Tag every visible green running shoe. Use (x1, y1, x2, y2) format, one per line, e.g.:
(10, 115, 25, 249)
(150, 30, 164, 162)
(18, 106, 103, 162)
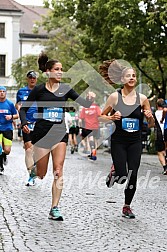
(48, 206, 63, 221)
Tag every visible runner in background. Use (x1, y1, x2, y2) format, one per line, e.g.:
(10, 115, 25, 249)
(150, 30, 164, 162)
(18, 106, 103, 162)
(79, 91, 101, 161)
(158, 98, 167, 174)
(0, 86, 18, 173)
(79, 118, 90, 155)
(15, 71, 38, 186)
(64, 109, 72, 149)
(16, 122, 23, 142)
(68, 107, 79, 154)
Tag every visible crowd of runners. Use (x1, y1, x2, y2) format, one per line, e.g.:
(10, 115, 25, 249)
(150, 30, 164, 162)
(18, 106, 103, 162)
(1, 55, 167, 221)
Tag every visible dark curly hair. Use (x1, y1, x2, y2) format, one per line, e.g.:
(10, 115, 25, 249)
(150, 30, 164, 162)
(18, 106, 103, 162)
(99, 59, 133, 85)
(38, 51, 59, 73)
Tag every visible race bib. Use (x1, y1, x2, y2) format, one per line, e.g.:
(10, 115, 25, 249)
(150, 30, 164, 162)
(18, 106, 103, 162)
(122, 118, 139, 132)
(43, 107, 63, 122)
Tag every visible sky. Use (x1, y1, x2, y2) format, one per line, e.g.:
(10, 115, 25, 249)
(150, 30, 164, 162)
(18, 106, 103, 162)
(14, 0, 44, 6)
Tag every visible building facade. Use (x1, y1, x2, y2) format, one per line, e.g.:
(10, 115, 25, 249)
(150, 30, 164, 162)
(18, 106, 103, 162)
(0, 0, 48, 88)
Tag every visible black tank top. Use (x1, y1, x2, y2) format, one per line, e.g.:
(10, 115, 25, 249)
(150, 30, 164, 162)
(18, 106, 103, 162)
(112, 89, 143, 143)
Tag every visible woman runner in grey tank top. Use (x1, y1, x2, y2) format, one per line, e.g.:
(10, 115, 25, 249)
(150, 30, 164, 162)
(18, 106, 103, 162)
(99, 59, 155, 219)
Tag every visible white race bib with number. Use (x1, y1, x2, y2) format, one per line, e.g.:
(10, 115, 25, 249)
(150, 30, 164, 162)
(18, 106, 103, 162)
(122, 118, 139, 132)
(43, 107, 63, 122)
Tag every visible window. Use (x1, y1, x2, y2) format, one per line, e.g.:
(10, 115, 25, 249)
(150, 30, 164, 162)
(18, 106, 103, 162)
(0, 55, 5, 76)
(0, 23, 5, 38)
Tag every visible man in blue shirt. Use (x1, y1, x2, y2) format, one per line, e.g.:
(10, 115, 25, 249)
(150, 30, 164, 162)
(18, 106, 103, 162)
(15, 70, 38, 185)
(0, 86, 18, 173)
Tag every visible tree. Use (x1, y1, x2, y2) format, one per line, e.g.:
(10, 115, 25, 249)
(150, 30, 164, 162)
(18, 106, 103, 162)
(11, 55, 44, 88)
(42, 0, 167, 98)
(33, 4, 91, 95)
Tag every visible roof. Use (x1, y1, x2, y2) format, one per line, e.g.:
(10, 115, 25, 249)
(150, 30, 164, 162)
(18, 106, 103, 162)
(14, 1, 49, 36)
(0, 0, 50, 37)
(0, 0, 22, 11)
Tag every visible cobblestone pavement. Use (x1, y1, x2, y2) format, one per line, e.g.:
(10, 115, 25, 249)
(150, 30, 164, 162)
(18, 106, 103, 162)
(0, 141, 167, 252)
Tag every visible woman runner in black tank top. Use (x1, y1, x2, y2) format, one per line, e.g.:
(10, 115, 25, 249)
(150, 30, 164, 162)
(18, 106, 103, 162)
(99, 60, 155, 219)
(112, 89, 143, 143)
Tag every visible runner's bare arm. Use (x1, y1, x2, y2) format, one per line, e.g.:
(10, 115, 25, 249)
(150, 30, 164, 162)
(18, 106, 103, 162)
(141, 94, 155, 128)
(99, 92, 121, 122)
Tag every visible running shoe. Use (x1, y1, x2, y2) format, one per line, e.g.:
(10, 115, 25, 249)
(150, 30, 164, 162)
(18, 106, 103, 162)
(26, 165, 37, 186)
(71, 146, 75, 154)
(48, 206, 63, 221)
(0, 166, 4, 174)
(106, 164, 115, 188)
(26, 176, 35, 186)
(74, 145, 78, 152)
(88, 149, 97, 161)
(122, 206, 135, 219)
(88, 155, 97, 161)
